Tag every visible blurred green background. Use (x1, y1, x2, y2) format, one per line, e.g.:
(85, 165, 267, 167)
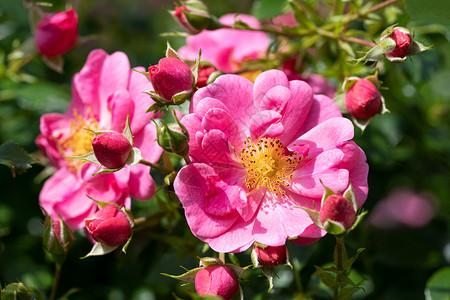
(0, 0, 449, 299)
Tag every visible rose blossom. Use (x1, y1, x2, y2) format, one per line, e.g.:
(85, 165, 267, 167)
(174, 70, 368, 252)
(178, 14, 270, 73)
(35, 8, 78, 57)
(36, 49, 162, 230)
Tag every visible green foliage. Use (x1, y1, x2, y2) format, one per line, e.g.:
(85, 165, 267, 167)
(0, 141, 36, 177)
(425, 267, 450, 300)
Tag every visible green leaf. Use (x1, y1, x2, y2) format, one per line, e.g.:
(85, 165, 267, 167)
(425, 266, 450, 300)
(343, 248, 365, 270)
(0, 141, 36, 177)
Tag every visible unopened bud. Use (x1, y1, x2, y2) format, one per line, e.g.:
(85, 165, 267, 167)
(252, 244, 287, 267)
(380, 27, 413, 63)
(195, 265, 239, 300)
(154, 111, 190, 157)
(345, 78, 381, 119)
(320, 195, 355, 232)
(149, 57, 194, 104)
(42, 212, 75, 264)
(35, 8, 78, 57)
(92, 132, 132, 169)
(170, 1, 221, 34)
(85, 205, 132, 247)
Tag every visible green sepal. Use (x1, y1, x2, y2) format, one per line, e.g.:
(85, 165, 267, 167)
(81, 242, 118, 259)
(297, 206, 322, 229)
(410, 40, 433, 56)
(161, 267, 203, 283)
(323, 219, 347, 235)
(165, 41, 184, 61)
(70, 152, 100, 165)
(342, 182, 357, 212)
(343, 248, 365, 270)
(191, 49, 202, 86)
(260, 266, 275, 292)
(171, 89, 193, 105)
(353, 44, 385, 64)
(126, 147, 142, 166)
(320, 180, 336, 207)
(86, 195, 119, 210)
(349, 210, 368, 232)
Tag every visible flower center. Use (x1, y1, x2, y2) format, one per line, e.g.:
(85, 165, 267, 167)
(240, 137, 300, 196)
(59, 109, 99, 168)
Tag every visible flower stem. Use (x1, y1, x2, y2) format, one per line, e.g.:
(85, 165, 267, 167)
(49, 264, 62, 300)
(139, 159, 172, 174)
(219, 252, 226, 263)
(333, 235, 346, 300)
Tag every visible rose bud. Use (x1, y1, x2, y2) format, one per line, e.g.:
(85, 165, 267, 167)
(85, 205, 132, 247)
(170, 1, 221, 34)
(320, 195, 355, 232)
(345, 78, 381, 119)
(42, 212, 75, 264)
(195, 265, 239, 300)
(92, 132, 132, 169)
(149, 57, 194, 103)
(196, 65, 217, 88)
(35, 8, 78, 57)
(380, 27, 413, 62)
(252, 245, 287, 267)
(154, 110, 190, 157)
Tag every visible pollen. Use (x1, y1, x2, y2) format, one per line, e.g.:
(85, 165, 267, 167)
(240, 137, 300, 196)
(59, 109, 99, 168)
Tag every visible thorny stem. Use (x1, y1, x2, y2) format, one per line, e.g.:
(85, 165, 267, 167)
(139, 159, 172, 174)
(49, 264, 62, 300)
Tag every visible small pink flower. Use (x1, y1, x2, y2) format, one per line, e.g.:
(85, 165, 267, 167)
(36, 50, 163, 230)
(92, 132, 132, 169)
(369, 188, 436, 229)
(253, 245, 287, 267)
(178, 14, 270, 73)
(345, 78, 381, 119)
(149, 57, 194, 102)
(381, 27, 413, 62)
(85, 205, 131, 246)
(195, 265, 239, 300)
(320, 195, 355, 230)
(174, 70, 368, 252)
(35, 8, 78, 57)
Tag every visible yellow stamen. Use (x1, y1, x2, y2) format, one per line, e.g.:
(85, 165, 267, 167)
(240, 137, 300, 196)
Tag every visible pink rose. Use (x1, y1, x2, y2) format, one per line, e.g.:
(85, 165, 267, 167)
(178, 14, 270, 73)
(380, 27, 413, 62)
(85, 205, 132, 246)
(345, 78, 381, 119)
(174, 70, 368, 252)
(195, 265, 239, 300)
(35, 8, 78, 57)
(36, 49, 163, 230)
(369, 188, 436, 229)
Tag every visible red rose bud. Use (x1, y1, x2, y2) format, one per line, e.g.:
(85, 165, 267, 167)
(35, 8, 78, 57)
(196, 65, 217, 88)
(170, 1, 221, 33)
(42, 213, 75, 264)
(92, 132, 132, 169)
(171, 5, 198, 34)
(85, 205, 132, 247)
(149, 57, 194, 103)
(380, 27, 413, 62)
(253, 245, 287, 267)
(345, 78, 381, 119)
(320, 195, 355, 230)
(195, 265, 239, 300)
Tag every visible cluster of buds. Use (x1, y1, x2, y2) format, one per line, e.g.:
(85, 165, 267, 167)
(169, 0, 221, 34)
(163, 257, 244, 299)
(357, 25, 431, 64)
(302, 182, 367, 236)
